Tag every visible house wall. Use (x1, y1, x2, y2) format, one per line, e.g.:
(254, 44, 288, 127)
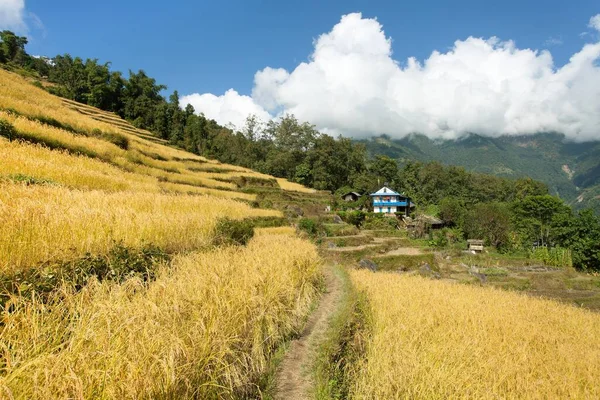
(374, 206, 397, 214)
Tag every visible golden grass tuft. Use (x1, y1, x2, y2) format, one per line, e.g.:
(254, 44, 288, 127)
(276, 178, 316, 193)
(0, 183, 279, 273)
(0, 234, 322, 399)
(349, 270, 600, 399)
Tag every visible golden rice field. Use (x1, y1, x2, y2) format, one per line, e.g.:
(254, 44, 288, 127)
(0, 182, 279, 274)
(0, 69, 310, 194)
(0, 138, 157, 192)
(0, 233, 322, 399)
(276, 178, 317, 193)
(0, 71, 123, 136)
(0, 68, 324, 399)
(349, 270, 600, 399)
(0, 138, 257, 202)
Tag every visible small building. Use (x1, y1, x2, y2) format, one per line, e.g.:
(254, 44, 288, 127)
(370, 186, 414, 215)
(467, 239, 484, 253)
(341, 191, 361, 202)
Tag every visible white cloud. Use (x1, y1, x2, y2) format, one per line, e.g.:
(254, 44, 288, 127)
(0, 0, 43, 35)
(182, 13, 600, 142)
(0, 0, 26, 32)
(544, 36, 563, 46)
(180, 89, 271, 130)
(589, 14, 600, 31)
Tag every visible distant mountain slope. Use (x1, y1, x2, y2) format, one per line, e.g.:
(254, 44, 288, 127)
(361, 133, 600, 213)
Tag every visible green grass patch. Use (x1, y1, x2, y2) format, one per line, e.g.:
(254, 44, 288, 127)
(324, 224, 360, 237)
(324, 236, 373, 247)
(486, 276, 532, 291)
(3, 174, 56, 186)
(314, 265, 369, 400)
(375, 253, 437, 272)
(479, 267, 509, 276)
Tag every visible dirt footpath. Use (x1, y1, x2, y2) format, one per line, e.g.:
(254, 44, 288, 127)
(274, 264, 343, 400)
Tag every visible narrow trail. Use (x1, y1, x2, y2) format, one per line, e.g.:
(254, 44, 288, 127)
(274, 264, 343, 400)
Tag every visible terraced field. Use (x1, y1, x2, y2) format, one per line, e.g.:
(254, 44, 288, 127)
(0, 68, 328, 399)
(313, 221, 600, 399)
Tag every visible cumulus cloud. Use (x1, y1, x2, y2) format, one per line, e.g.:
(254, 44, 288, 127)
(180, 89, 271, 129)
(0, 0, 26, 32)
(0, 0, 43, 35)
(182, 13, 600, 142)
(590, 14, 600, 31)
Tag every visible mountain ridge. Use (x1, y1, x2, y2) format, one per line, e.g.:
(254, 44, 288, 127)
(360, 132, 600, 213)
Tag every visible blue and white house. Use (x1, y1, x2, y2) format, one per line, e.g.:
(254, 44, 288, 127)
(370, 186, 414, 215)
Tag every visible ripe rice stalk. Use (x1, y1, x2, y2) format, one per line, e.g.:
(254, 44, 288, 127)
(349, 270, 600, 399)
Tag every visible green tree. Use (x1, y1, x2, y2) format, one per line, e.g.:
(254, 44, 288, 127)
(49, 54, 88, 101)
(370, 155, 398, 186)
(512, 195, 571, 247)
(552, 209, 600, 270)
(0, 30, 28, 62)
(123, 70, 167, 129)
(464, 202, 512, 249)
(438, 197, 466, 227)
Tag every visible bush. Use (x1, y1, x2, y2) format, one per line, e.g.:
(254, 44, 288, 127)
(429, 227, 465, 248)
(363, 213, 398, 230)
(337, 210, 367, 228)
(529, 246, 573, 268)
(298, 217, 324, 238)
(0, 244, 170, 308)
(212, 219, 255, 246)
(0, 118, 16, 141)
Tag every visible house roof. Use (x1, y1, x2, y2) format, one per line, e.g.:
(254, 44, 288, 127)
(342, 191, 361, 197)
(370, 186, 400, 196)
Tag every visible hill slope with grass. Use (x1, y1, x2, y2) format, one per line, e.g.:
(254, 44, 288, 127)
(362, 133, 600, 214)
(0, 67, 332, 398)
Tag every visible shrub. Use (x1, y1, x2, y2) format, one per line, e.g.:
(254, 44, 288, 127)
(0, 244, 170, 308)
(346, 211, 367, 228)
(529, 246, 573, 268)
(298, 217, 324, 238)
(363, 213, 398, 230)
(213, 218, 255, 246)
(0, 118, 16, 141)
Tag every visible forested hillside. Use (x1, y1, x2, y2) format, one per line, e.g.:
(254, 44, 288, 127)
(362, 133, 600, 214)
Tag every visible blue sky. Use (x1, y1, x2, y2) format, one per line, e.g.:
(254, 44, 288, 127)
(18, 0, 600, 96)
(3, 1, 600, 141)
